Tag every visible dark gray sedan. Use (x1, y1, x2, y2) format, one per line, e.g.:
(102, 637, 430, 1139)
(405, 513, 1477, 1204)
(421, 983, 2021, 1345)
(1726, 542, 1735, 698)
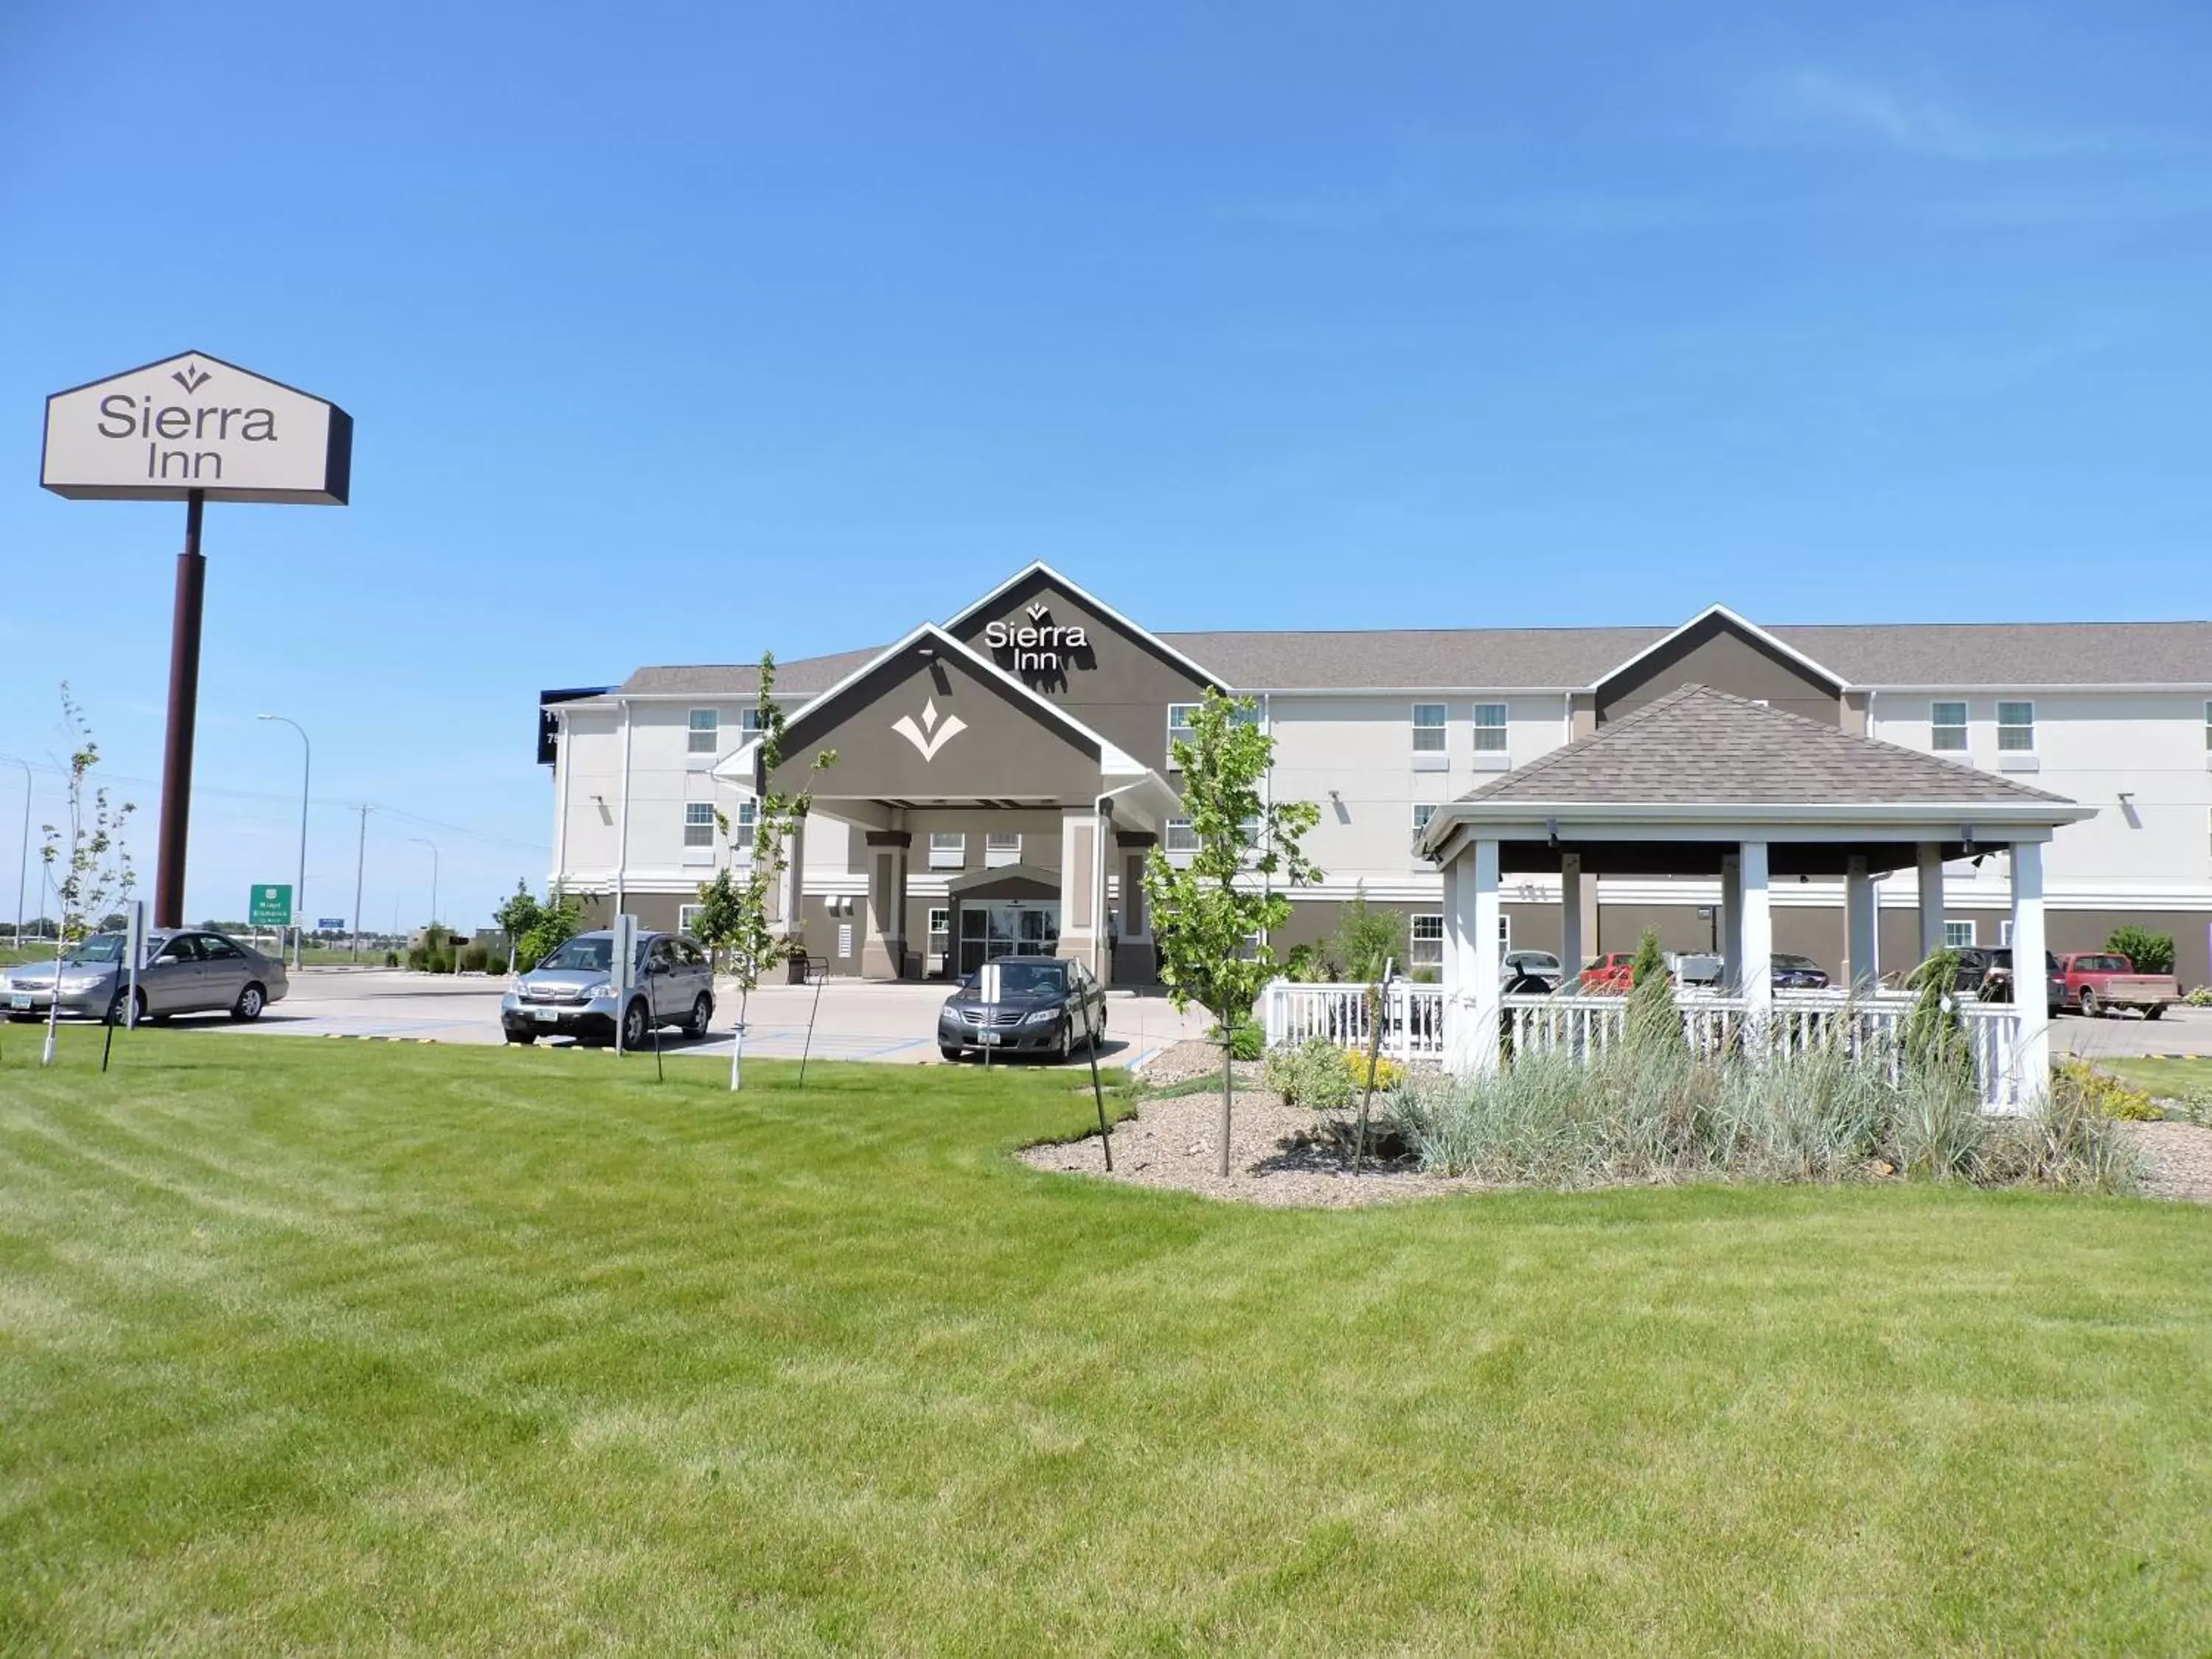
(937, 956, 1106, 1062)
(4, 929, 288, 1024)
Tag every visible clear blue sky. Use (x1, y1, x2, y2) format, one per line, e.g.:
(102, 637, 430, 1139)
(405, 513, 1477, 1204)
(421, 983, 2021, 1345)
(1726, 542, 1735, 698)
(4, 1, 2209, 934)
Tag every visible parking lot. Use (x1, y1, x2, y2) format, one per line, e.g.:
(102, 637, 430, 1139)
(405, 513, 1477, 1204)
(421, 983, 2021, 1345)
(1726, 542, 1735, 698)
(161, 969, 1213, 1069)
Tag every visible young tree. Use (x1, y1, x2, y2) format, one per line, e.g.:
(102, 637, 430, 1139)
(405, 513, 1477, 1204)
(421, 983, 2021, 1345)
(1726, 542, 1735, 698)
(711, 653, 835, 1090)
(492, 880, 543, 973)
(1144, 687, 1321, 1176)
(515, 888, 584, 972)
(38, 687, 136, 1067)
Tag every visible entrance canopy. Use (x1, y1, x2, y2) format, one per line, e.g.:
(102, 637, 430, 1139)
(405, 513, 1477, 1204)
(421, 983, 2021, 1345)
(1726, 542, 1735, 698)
(1417, 685, 2096, 1088)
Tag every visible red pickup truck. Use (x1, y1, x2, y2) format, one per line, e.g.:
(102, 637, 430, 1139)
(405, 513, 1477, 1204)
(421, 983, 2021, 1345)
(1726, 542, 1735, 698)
(2051, 952, 2179, 1019)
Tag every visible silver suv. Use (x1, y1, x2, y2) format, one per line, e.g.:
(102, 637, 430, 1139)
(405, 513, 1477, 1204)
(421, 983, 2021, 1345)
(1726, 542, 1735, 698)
(500, 929, 714, 1047)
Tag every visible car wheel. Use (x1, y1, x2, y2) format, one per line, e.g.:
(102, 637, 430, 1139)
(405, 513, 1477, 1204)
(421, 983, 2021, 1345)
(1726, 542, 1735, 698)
(2079, 987, 2101, 1018)
(939, 1043, 964, 1062)
(684, 992, 714, 1037)
(2144, 1003, 2166, 1020)
(107, 987, 147, 1026)
(622, 998, 650, 1049)
(231, 983, 266, 1021)
(506, 1030, 538, 1046)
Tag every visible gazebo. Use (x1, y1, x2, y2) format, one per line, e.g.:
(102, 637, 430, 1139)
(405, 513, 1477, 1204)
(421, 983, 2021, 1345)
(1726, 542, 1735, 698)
(1416, 686, 2096, 1104)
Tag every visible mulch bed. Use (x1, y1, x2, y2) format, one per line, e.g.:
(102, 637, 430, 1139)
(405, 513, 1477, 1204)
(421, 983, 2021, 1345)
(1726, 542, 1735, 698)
(2118, 1121, 2212, 1203)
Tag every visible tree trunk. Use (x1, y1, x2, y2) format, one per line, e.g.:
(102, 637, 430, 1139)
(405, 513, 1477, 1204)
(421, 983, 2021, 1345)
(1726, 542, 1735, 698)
(1217, 1009, 1234, 1178)
(730, 984, 750, 1091)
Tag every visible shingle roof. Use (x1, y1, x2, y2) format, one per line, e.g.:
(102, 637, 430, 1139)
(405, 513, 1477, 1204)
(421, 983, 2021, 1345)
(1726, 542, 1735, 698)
(1458, 684, 2075, 808)
(612, 616, 2212, 698)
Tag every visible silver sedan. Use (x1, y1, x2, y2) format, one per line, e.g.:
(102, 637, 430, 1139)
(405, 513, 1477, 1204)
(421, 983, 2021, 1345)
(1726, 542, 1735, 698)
(4, 929, 289, 1024)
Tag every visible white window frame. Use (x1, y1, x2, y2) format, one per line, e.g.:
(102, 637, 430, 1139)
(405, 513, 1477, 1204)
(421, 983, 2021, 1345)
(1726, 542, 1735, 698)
(984, 830, 1021, 867)
(926, 907, 950, 961)
(928, 830, 966, 870)
(1944, 919, 1977, 950)
(678, 902, 706, 935)
(1930, 701, 1968, 753)
(1166, 703, 1199, 759)
(1997, 700, 2035, 754)
(1164, 818, 1198, 854)
(683, 802, 717, 848)
(1471, 703, 1508, 753)
(1410, 913, 1444, 970)
(738, 706, 764, 737)
(686, 709, 720, 755)
(1411, 703, 1447, 754)
(1411, 802, 1437, 838)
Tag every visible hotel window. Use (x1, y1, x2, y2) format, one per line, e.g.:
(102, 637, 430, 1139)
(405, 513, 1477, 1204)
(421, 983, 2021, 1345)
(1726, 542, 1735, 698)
(1165, 818, 1199, 853)
(686, 709, 719, 754)
(1166, 704, 1199, 752)
(927, 908, 950, 959)
(1930, 702, 1967, 752)
(985, 830, 1021, 867)
(733, 798, 757, 838)
(1411, 703, 1447, 753)
(1411, 914, 1444, 970)
(738, 706, 764, 737)
(1997, 701, 2035, 752)
(1944, 920, 1977, 950)
(678, 903, 705, 935)
(1411, 803, 1437, 839)
(684, 803, 716, 848)
(1471, 703, 1508, 752)
(928, 831, 966, 870)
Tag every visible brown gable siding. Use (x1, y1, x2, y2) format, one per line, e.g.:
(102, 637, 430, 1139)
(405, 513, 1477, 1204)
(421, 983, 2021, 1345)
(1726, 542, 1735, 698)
(1596, 613, 1843, 727)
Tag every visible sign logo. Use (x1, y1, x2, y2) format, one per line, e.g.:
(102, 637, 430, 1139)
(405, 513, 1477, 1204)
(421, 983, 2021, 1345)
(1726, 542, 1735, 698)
(984, 605, 1089, 675)
(891, 697, 967, 762)
(171, 361, 212, 394)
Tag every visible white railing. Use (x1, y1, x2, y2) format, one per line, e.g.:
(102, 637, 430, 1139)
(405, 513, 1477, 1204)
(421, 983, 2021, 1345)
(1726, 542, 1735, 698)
(1262, 981, 1446, 1061)
(1265, 981, 2025, 1108)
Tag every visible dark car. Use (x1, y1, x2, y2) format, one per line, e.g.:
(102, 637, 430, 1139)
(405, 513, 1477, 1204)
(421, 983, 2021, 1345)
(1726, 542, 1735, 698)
(938, 956, 1106, 1062)
(1770, 953, 1830, 990)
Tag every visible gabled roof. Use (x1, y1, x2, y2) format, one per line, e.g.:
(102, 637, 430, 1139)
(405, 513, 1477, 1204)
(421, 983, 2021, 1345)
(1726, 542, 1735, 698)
(942, 561, 1228, 689)
(616, 646, 883, 698)
(1425, 684, 2081, 838)
(1590, 603, 1848, 693)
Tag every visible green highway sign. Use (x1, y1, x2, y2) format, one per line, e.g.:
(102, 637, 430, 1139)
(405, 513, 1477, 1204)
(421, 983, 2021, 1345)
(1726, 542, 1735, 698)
(248, 883, 293, 928)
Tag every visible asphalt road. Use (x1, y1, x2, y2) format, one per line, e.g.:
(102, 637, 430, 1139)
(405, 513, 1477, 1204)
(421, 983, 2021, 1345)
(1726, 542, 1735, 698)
(167, 969, 1213, 1069)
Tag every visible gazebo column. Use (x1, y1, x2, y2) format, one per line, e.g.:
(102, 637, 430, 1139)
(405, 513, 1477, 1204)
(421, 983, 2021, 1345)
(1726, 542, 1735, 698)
(1559, 855, 1585, 984)
(1445, 838, 1502, 1075)
(1719, 853, 1744, 992)
(1845, 855, 1878, 991)
(2009, 841, 2051, 1106)
(1739, 841, 1773, 1030)
(1916, 843, 1946, 963)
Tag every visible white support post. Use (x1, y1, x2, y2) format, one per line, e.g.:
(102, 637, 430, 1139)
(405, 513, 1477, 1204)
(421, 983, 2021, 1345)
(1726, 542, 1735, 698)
(1845, 856, 1878, 992)
(1739, 842, 1773, 1035)
(1559, 854, 1584, 987)
(1916, 843, 1945, 964)
(1719, 853, 1744, 994)
(2009, 841, 2050, 1110)
(1445, 840, 1502, 1075)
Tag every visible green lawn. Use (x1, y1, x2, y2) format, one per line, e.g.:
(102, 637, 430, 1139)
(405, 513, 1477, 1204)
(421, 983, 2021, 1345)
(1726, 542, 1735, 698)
(3, 1033, 2208, 1655)
(2101, 1055, 2212, 1105)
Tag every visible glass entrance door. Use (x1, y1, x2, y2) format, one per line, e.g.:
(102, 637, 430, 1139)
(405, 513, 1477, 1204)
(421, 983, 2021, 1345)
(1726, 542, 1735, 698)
(957, 901, 1061, 975)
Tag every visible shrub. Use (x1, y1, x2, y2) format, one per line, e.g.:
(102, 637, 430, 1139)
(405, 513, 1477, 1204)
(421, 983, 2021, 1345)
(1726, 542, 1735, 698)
(383, 950, 399, 968)
(2051, 1059, 2162, 1121)
(1388, 1040, 2138, 1193)
(1329, 890, 1406, 982)
(1343, 1048, 1405, 1094)
(2183, 985, 2211, 1008)
(1264, 1037, 1355, 1110)
(1281, 943, 1327, 982)
(1208, 1016, 1265, 1062)
(1623, 926, 1685, 1057)
(458, 943, 492, 973)
(2104, 925, 2175, 977)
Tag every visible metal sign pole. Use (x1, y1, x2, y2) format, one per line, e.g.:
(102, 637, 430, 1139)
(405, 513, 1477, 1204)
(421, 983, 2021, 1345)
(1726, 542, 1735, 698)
(154, 490, 206, 928)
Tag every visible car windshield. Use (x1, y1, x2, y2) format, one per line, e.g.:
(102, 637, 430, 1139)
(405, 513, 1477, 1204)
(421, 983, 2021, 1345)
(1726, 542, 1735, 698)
(964, 961, 1067, 996)
(63, 934, 128, 964)
(537, 936, 613, 973)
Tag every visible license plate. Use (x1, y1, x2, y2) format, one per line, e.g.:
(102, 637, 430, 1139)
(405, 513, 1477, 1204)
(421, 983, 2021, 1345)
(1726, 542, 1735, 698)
(532, 1006, 560, 1023)
(978, 1032, 1004, 1046)
(9, 993, 30, 1010)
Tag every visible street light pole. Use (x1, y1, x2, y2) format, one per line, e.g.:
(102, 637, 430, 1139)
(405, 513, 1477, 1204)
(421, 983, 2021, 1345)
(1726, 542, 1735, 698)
(351, 804, 370, 963)
(4, 755, 28, 949)
(257, 714, 310, 969)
